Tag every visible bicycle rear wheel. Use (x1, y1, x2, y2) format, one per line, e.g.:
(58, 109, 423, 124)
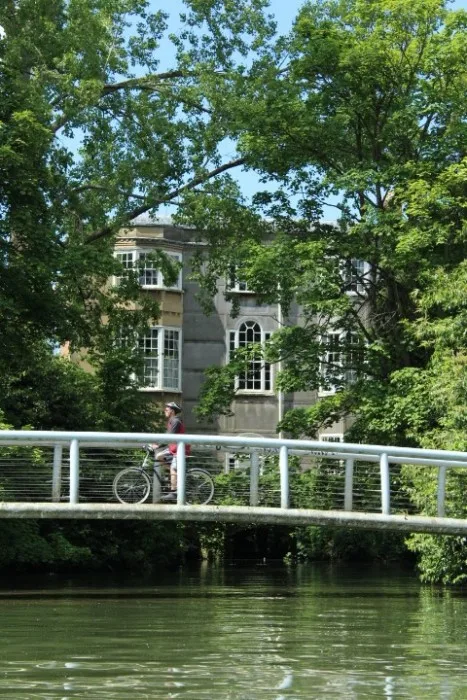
(113, 468, 151, 504)
(185, 468, 214, 505)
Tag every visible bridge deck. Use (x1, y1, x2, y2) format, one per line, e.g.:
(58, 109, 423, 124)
(0, 502, 466, 535)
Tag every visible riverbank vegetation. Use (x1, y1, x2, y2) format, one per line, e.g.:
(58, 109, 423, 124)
(1, 0, 467, 583)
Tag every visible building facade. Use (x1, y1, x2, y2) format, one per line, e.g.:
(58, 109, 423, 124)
(115, 215, 352, 442)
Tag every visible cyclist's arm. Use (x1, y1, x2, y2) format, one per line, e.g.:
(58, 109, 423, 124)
(151, 419, 180, 449)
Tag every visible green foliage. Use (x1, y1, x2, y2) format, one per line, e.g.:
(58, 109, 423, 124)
(0, 519, 204, 573)
(0, 521, 93, 570)
(193, 0, 467, 449)
(406, 535, 467, 585)
(0, 0, 277, 428)
(184, 1, 467, 583)
(289, 526, 408, 564)
(280, 394, 353, 439)
(197, 523, 227, 562)
(0, 341, 159, 431)
(2, 0, 467, 582)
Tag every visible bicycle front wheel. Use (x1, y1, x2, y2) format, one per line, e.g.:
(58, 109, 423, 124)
(113, 468, 151, 504)
(185, 468, 214, 505)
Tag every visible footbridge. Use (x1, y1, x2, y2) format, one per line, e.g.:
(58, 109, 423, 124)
(1, 430, 467, 535)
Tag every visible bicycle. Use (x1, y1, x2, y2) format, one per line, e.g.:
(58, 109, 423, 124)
(112, 445, 215, 505)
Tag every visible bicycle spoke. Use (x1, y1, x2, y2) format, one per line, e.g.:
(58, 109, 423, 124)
(185, 469, 214, 505)
(113, 468, 150, 504)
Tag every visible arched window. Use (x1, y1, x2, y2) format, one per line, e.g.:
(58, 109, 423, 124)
(229, 321, 271, 392)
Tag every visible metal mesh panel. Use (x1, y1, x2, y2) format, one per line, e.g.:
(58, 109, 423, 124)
(0, 441, 463, 519)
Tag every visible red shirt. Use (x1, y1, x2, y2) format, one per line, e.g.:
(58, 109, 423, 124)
(167, 416, 191, 455)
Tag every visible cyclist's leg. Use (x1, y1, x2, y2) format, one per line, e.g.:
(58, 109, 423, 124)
(156, 449, 177, 499)
(169, 456, 177, 491)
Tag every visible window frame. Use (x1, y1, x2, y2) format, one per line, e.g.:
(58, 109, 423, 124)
(318, 433, 344, 443)
(318, 330, 363, 396)
(341, 258, 369, 296)
(317, 433, 345, 470)
(224, 453, 249, 473)
(228, 320, 273, 394)
(228, 279, 255, 294)
(318, 331, 343, 396)
(137, 325, 182, 392)
(113, 248, 183, 291)
(226, 266, 255, 294)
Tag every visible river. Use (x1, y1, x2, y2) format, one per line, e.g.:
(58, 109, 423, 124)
(0, 563, 466, 699)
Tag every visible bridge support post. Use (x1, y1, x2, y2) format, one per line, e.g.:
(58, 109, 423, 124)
(52, 444, 62, 503)
(250, 450, 259, 506)
(280, 445, 289, 509)
(176, 442, 186, 505)
(344, 458, 354, 511)
(152, 464, 162, 503)
(380, 452, 390, 515)
(69, 439, 79, 505)
(437, 465, 447, 517)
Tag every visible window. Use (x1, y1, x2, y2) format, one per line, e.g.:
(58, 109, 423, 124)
(229, 321, 272, 393)
(138, 327, 181, 391)
(319, 434, 343, 443)
(229, 278, 253, 293)
(114, 251, 134, 286)
(227, 266, 254, 293)
(319, 332, 341, 395)
(225, 452, 266, 474)
(225, 454, 248, 473)
(319, 331, 363, 395)
(341, 259, 368, 296)
(114, 249, 182, 290)
(317, 434, 344, 471)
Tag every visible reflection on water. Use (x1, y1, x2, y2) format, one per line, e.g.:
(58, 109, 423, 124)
(0, 563, 466, 699)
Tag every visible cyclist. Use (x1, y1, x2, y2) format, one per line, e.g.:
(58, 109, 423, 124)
(151, 402, 190, 501)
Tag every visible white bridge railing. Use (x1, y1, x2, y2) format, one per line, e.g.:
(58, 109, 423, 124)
(0, 430, 467, 532)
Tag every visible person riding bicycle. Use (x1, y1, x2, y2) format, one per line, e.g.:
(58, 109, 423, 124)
(151, 402, 190, 501)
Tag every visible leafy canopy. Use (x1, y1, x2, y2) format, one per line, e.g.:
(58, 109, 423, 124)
(0, 0, 276, 427)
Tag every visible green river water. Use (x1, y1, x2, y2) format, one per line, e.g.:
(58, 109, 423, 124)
(0, 563, 466, 699)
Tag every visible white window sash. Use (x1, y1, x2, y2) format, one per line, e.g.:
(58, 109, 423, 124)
(138, 326, 182, 392)
(318, 331, 342, 396)
(318, 331, 362, 396)
(114, 249, 182, 290)
(228, 323, 272, 394)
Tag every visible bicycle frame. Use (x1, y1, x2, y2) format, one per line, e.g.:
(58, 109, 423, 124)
(141, 448, 171, 495)
(112, 446, 215, 506)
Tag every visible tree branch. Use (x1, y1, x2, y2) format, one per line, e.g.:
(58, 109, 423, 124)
(84, 156, 246, 244)
(101, 71, 188, 94)
(51, 70, 217, 132)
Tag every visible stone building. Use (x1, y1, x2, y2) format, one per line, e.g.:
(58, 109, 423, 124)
(115, 215, 352, 444)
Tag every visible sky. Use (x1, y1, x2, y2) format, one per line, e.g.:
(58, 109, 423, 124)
(154, 0, 467, 40)
(155, 0, 467, 33)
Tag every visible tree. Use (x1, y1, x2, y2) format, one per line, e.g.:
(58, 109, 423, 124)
(0, 0, 276, 427)
(186, 0, 467, 582)
(191, 0, 467, 439)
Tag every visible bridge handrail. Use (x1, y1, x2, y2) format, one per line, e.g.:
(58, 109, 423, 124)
(2, 429, 467, 463)
(1, 430, 466, 517)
